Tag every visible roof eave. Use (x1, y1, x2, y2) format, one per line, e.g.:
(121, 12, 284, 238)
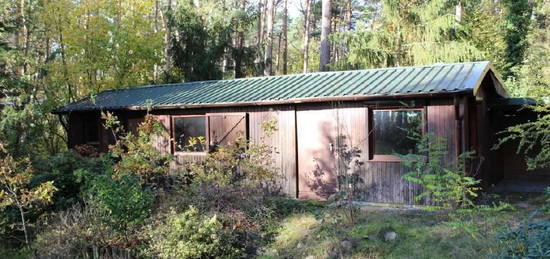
(52, 90, 472, 114)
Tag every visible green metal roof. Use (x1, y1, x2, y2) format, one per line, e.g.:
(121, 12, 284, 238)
(54, 61, 506, 113)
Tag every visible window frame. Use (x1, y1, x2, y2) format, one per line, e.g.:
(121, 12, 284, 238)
(171, 115, 208, 155)
(368, 107, 426, 162)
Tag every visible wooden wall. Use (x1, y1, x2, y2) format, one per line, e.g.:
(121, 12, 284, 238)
(295, 100, 457, 204)
(148, 106, 298, 197)
(67, 98, 461, 205)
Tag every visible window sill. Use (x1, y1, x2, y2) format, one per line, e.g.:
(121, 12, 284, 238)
(174, 152, 207, 156)
(369, 155, 405, 162)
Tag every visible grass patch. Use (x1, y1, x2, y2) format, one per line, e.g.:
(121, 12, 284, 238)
(260, 193, 547, 259)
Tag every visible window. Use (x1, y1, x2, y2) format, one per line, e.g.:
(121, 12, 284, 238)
(83, 116, 100, 145)
(173, 116, 206, 152)
(371, 109, 422, 159)
(126, 118, 144, 135)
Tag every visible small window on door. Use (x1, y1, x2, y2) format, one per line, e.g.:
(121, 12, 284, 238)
(371, 109, 423, 159)
(173, 116, 206, 152)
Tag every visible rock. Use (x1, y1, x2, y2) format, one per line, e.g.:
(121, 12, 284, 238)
(340, 239, 355, 252)
(328, 248, 340, 258)
(515, 202, 530, 209)
(296, 242, 303, 249)
(384, 231, 397, 242)
(305, 256, 315, 259)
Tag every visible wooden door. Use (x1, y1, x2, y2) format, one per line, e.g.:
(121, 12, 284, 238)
(296, 107, 338, 200)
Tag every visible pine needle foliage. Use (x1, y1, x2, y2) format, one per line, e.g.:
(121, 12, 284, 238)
(335, 0, 488, 69)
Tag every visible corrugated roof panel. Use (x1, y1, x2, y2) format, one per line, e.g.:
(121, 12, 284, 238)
(54, 61, 503, 113)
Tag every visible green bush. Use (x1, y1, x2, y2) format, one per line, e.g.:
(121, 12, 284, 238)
(31, 150, 109, 211)
(103, 112, 173, 189)
(147, 206, 242, 258)
(399, 133, 480, 209)
(496, 216, 550, 258)
(81, 171, 154, 233)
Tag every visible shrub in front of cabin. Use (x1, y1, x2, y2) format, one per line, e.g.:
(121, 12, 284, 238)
(102, 112, 173, 189)
(79, 170, 154, 234)
(146, 206, 242, 258)
(160, 134, 283, 256)
(399, 132, 480, 209)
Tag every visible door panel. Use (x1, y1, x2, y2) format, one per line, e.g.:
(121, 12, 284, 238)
(207, 113, 248, 149)
(296, 108, 338, 200)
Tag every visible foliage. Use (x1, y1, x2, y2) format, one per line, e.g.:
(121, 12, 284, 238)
(77, 170, 154, 234)
(167, 1, 257, 81)
(147, 206, 242, 259)
(0, 144, 57, 244)
(102, 112, 173, 188)
(33, 204, 134, 258)
(31, 150, 108, 211)
(494, 105, 550, 170)
(327, 139, 363, 226)
(179, 137, 280, 226)
(187, 137, 277, 188)
(502, 0, 533, 78)
(504, 0, 550, 100)
(335, 0, 487, 69)
(495, 191, 550, 258)
(399, 132, 481, 209)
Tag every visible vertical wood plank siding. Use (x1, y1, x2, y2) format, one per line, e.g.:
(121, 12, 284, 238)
(427, 101, 458, 167)
(71, 98, 459, 204)
(150, 106, 298, 197)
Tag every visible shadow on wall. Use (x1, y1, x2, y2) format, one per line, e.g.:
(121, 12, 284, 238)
(303, 121, 367, 200)
(303, 121, 338, 200)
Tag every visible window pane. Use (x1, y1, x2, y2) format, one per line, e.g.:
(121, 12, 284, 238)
(174, 117, 206, 152)
(373, 110, 422, 156)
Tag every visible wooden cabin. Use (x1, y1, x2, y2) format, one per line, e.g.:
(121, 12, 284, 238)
(54, 61, 547, 204)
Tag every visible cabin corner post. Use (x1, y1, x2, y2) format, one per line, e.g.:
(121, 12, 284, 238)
(454, 95, 472, 172)
(454, 96, 462, 162)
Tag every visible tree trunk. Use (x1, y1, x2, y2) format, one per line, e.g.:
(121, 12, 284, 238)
(162, 0, 173, 76)
(455, 2, 463, 24)
(276, 32, 282, 73)
(264, 0, 274, 76)
(235, 0, 246, 78)
(17, 203, 28, 245)
(396, 22, 402, 67)
(154, 0, 160, 81)
(255, 0, 266, 74)
(302, 0, 311, 73)
(282, 0, 288, 74)
(320, 0, 331, 71)
(257, 0, 265, 45)
(346, 0, 352, 31)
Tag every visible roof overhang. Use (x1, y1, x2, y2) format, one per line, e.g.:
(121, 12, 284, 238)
(53, 90, 470, 114)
